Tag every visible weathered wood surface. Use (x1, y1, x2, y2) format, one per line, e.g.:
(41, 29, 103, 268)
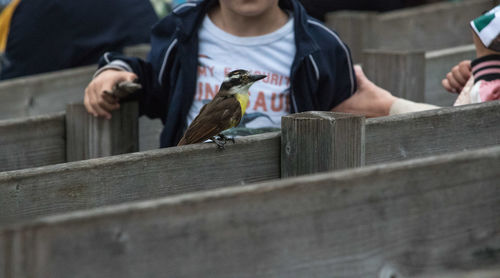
(0, 132, 281, 225)
(2, 101, 500, 219)
(2, 145, 499, 278)
(0, 113, 66, 172)
(365, 100, 500, 165)
(425, 44, 476, 106)
(0, 66, 95, 120)
(66, 102, 139, 161)
(363, 45, 476, 106)
(3, 99, 499, 173)
(363, 50, 426, 102)
(0, 45, 149, 120)
(416, 268, 500, 278)
(326, 0, 495, 62)
(281, 112, 364, 178)
(0, 44, 161, 151)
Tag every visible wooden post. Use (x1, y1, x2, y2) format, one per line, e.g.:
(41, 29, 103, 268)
(65, 101, 139, 161)
(281, 111, 365, 178)
(363, 49, 426, 102)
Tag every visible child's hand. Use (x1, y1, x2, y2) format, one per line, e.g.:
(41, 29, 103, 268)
(84, 69, 138, 119)
(442, 60, 471, 94)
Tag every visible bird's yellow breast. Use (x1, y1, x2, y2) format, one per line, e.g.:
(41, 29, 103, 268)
(235, 93, 249, 117)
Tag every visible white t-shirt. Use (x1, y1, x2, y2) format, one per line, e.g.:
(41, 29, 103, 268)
(187, 13, 296, 136)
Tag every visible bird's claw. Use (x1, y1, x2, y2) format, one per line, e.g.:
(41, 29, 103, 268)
(211, 134, 235, 150)
(218, 133, 235, 144)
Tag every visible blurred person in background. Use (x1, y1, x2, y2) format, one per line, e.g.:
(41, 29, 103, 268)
(445, 5, 500, 105)
(0, 0, 158, 80)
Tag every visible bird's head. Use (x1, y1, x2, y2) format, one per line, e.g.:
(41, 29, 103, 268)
(221, 69, 266, 95)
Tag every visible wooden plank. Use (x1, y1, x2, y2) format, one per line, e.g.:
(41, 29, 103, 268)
(0, 43, 147, 120)
(0, 105, 159, 172)
(363, 50, 426, 102)
(0, 66, 95, 120)
(326, 0, 495, 62)
(0, 230, 7, 277)
(0, 64, 161, 152)
(281, 112, 364, 177)
(0, 132, 281, 225)
(324, 11, 376, 63)
(2, 145, 499, 277)
(2, 101, 499, 222)
(0, 113, 66, 172)
(416, 268, 500, 278)
(138, 116, 163, 151)
(425, 44, 476, 106)
(365, 100, 500, 165)
(363, 45, 476, 106)
(364, 45, 476, 106)
(65, 102, 139, 161)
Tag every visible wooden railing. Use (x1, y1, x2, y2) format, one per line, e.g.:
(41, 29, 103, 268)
(1, 143, 499, 277)
(363, 45, 475, 106)
(2, 101, 500, 225)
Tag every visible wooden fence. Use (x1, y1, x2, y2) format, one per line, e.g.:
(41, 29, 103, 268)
(0, 102, 139, 172)
(2, 9, 498, 276)
(0, 44, 160, 151)
(1, 100, 500, 225)
(326, 0, 495, 62)
(0, 42, 474, 158)
(1, 143, 499, 277)
(363, 44, 476, 106)
(0, 113, 65, 172)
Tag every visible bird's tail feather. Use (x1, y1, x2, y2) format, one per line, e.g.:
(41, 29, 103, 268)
(177, 136, 187, 146)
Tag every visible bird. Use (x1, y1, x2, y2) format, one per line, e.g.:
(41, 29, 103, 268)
(177, 69, 266, 148)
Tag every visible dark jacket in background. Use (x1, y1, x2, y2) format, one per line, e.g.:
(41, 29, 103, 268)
(0, 0, 157, 80)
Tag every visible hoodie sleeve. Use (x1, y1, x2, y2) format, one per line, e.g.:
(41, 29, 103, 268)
(97, 52, 167, 121)
(96, 16, 180, 123)
(311, 35, 357, 111)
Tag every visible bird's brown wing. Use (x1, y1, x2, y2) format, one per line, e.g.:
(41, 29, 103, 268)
(177, 96, 242, 145)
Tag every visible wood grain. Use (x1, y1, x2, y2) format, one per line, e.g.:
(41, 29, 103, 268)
(2, 145, 499, 277)
(281, 112, 365, 177)
(66, 102, 139, 161)
(0, 132, 281, 225)
(0, 113, 66, 172)
(363, 45, 476, 106)
(365, 100, 500, 164)
(0, 66, 94, 120)
(363, 49, 426, 102)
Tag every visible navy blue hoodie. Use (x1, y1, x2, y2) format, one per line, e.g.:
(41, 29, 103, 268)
(0, 0, 157, 80)
(100, 0, 356, 147)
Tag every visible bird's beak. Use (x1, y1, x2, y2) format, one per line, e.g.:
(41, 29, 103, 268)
(249, 74, 267, 82)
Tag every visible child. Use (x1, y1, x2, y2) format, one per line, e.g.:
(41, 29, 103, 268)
(454, 5, 500, 105)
